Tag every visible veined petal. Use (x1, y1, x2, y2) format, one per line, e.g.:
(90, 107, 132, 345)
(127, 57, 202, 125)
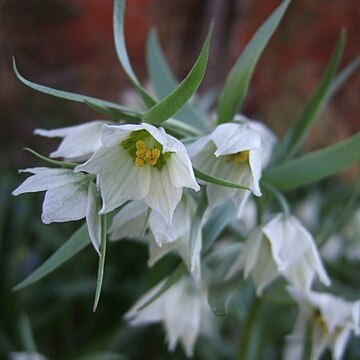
(109, 201, 147, 240)
(168, 152, 200, 191)
(248, 148, 262, 196)
(35, 120, 109, 161)
(86, 181, 102, 253)
(145, 166, 182, 223)
(12, 168, 85, 195)
(211, 123, 261, 156)
(41, 181, 88, 224)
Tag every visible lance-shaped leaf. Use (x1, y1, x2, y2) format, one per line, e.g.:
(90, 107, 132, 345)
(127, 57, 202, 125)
(194, 168, 250, 190)
(202, 201, 235, 254)
(146, 30, 208, 131)
(13, 59, 141, 120)
(217, 0, 291, 123)
(142, 26, 213, 125)
(275, 31, 346, 163)
(13, 224, 89, 290)
(263, 132, 360, 190)
(93, 215, 107, 311)
(113, 0, 156, 108)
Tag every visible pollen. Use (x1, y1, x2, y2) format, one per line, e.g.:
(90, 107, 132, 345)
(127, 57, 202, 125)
(135, 140, 161, 167)
(231, 150, 250, 164)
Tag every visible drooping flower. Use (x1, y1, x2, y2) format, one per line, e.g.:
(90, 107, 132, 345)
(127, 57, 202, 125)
(35, 120, 111, 162)
(10, 352, 48, 360)
(109, 194, 203, 279)
(187, 117, 276, 217)
(12, 167, 102, 253)
(75, 123, 200, 223)
(284, 287, 360, 360)
(227, 213, 330, 294)
(125, 276, 215, 358)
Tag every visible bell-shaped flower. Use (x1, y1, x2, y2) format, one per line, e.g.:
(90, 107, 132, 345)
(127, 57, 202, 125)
(284, 287, 360, 360)
(109, 194, 202, 279)
(12, 167, 102, 253)
(125, 276, 215, 358)
(75, 123, 200, 223)
(227, 213, 330, 294)
(188, 117, 276, 217)
(35, 120, 110, 162)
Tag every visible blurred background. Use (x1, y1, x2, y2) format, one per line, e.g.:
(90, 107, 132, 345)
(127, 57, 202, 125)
(0, 0, 359, 359)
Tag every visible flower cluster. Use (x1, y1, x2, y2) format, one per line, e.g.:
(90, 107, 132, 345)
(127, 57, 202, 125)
(12, 0, 360, 358)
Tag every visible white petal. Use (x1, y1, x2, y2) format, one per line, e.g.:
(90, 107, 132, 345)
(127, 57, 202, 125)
(186, 135, 212, 159)
(12, 168, 85, 196)
(248, 148, 262, 196)
(77, 146, 150, 214)
(125, 280, 167, 325)
(35, 121, 109, 161)
(86, 181, 102, 253)
(168, 152, 200, 191)
(333, 328, 351, 360)
(41, 181, 88, 224)
(211, 123, 261, 156)
(108, 201, 147, 240)
(145, 166, 182, 223)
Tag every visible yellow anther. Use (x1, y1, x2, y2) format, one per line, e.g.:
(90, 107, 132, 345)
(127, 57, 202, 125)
(315, 313, 328, 332)
(231, 150, 250, 163)
(134, 140, 161, 167)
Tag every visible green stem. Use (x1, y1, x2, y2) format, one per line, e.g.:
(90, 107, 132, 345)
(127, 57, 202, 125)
(262, 182, 291, 215)
(236, 296, 262, 360)
(93, 214, 107, 312)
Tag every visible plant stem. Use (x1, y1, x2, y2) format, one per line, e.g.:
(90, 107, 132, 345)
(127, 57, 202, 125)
(236, 296, 262, 360)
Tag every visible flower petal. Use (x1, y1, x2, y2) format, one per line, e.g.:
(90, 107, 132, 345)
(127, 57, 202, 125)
(86, 181, 102, 253)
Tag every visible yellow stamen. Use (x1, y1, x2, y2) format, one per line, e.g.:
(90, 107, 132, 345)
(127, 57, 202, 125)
(135, 140, 161, 167)
(315, 313, 328, 332)
(231, 150, 250, 163)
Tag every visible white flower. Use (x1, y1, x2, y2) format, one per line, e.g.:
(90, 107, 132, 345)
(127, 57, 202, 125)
(75, 123, 200, 223)
(12, 167, 102, 253)
(125, 276, 215, 357)
(188, 117, 276, 217)
(227, 213, 330, 294)
(35, 120, 110, 162)
(109, 194, 202, 279)
(284, 288, 360, 360)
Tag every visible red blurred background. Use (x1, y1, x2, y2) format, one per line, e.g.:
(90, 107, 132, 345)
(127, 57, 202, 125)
(1, 0, 359, 168)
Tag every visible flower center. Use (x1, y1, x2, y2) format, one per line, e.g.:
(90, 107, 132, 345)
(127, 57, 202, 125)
(314, 312, 328, 332)
(122, 130, 171, 170)
(230, 150, 250, 164)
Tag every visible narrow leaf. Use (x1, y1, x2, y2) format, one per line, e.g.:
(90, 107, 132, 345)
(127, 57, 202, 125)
(275, 31, 345, 163)
(263, 132, 360, 190)
(14, 224, 89, 290)
(202, 201, 235, 254)
(18, 313, 37, 352)
(142, 25, 213, 125)
(217, 0, 291, 123)
(146, 30, 208, 130)
(113, 0, 156, 108)
(13, 58, 140, 117)
(194, 168, 250, 190)
(93, 215, 107, 311)
(189, 192, 208, 272)
(24, 148, 77, 169)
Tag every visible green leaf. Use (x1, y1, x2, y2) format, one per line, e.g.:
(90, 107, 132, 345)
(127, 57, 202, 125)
(194, 168, 250, 190)
(18, 313, 37, 352)
(24, 148, 77, 169)
(146, 30, 208, 131)
(13, 58, 140, 118)
(14, 224, 89, 290)
(113, 0, 156, 108)
(263, 132, 360, 190)
(93, 215, 107, 311)
(217, 0, 291, 123)
(208, 274, 243, 316)
(138, 263, 186, 310)
(189, 192, 208, 270)
(202, 201, 235, 254)
(275, 31, 345, 163)
(142, 25, 213, 125)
